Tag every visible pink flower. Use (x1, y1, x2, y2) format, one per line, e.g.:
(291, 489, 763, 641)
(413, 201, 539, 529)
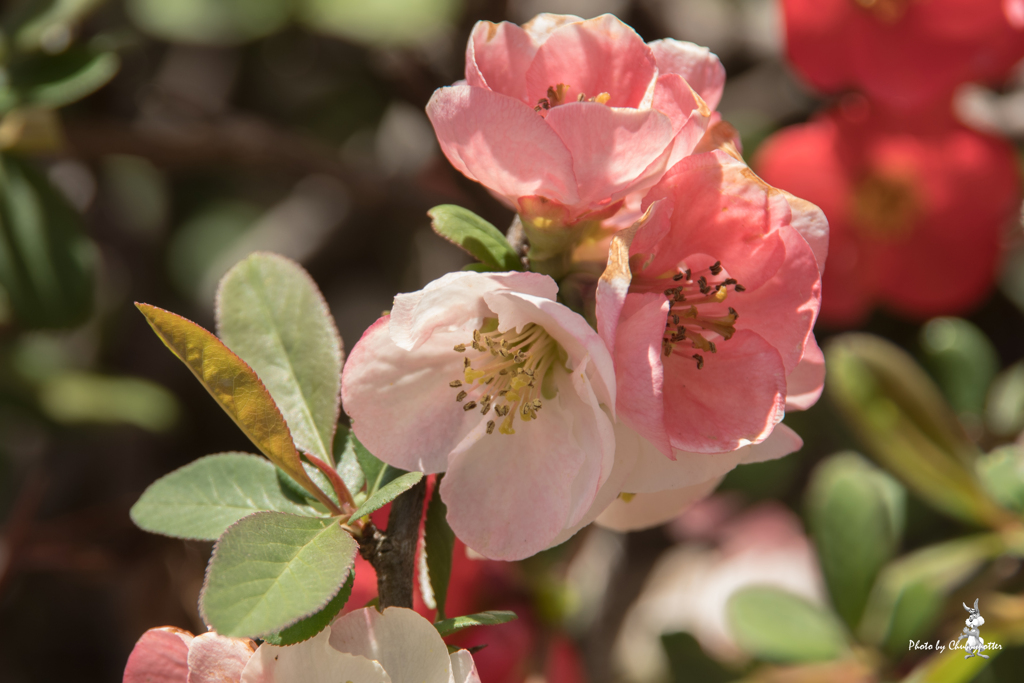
(584, 148, 826, 528)
(243, 607, 479, 683)
(124, 609, 481, 683)
(123, 628, 256, 683)
(426, 13, 722, 228)
(341, 271, 616, 560)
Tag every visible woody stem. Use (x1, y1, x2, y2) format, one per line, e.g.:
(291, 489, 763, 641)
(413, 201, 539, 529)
(358, 477, 428, 609)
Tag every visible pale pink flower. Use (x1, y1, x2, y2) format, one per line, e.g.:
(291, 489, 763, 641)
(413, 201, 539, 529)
(615, 501, 827, 678)
(426, 13, 723, 227)
(123, 627, 256, 683)
(341, 271, 616, 560)
(124, 609, 480, 683)
(243, 607, 480, 683)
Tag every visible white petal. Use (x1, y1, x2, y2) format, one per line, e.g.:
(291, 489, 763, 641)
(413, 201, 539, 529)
(329, 607, 452, 683)
(595, 477, 722, 531)
(241, 628, 389, 683)
(450, 650, 482, 683)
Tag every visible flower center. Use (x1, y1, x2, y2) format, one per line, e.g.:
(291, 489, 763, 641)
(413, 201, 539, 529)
(849, 173, 920, 241)
(656, 261, 744, 369)
(535, 83, 610, 112)
(853, 0, 915, 23)
(449, 320, 562, 435)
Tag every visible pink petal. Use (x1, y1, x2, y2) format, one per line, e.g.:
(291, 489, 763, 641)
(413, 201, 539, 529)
(465, 21, 538, 103)
(525, 14, 657, 109)
(390, 271, 557, 351)
(124, 628, 193, 683)
(595, 477, 722, 532)
(341, 317, 477, 474)
(732, 223, 821, 373)
(426, 85, 579, 209)
(620, 422, 803, 494)
(187, 633, 255, 683)
(638, 151, 786, 293)
(651, 74, 711, 170)
(329, 607, 452, 683)
(648, 39, 726, 110)
(441, 364, 613, 560)
(780, 191, 828, 275)
(612, 292, 672, 458)
(521, 13, 584, 41)
(544, 102, 675, 211)
(483, 289, 616, 409)
(546, 420, 642, 548)
(662, 330, 787, 453)
(785, 337, 824, 411)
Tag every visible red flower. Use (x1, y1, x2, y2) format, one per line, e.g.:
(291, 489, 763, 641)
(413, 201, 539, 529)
(754, 99, 1021, 326)
(782, 0, 1024, 110)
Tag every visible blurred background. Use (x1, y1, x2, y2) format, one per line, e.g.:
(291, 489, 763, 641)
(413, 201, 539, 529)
(1, 1, 1023, 682)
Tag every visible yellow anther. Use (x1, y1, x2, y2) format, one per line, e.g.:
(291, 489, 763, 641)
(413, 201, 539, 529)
(593, 92, 611, 104)
(510, 375, 531, 390)
(464, 367, 485, 383)
(618, 492, 636, 503)
(505, 389, 520, 403)
(713, 287, 728, 303)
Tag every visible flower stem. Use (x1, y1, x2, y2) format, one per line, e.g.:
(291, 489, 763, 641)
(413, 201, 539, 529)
(358, 476, 428, 608)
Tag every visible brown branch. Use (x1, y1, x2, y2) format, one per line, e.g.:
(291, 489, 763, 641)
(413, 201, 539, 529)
(357, 477, 427, 609)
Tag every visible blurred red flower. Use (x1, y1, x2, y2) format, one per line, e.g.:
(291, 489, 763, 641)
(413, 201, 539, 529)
(782, 0, 1024, 110)
(754, 99, 1021, 326)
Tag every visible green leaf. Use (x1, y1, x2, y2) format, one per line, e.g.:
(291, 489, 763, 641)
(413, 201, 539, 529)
(136, 303, 336, 511)
(333, 425, 365, 495)
(433, 610, 518, 637)
(39, 371, 179, 432)
(977, 446, 1024, 514)
(428, 205, 522, 272)
(726, 587, 849, 664)
(900, 631, 1003, 683)
(126, 0, 291, 45)
(348, 471, 423, 520)
(423, 475, 455, 620)
(298, 0, 463, 48)
(262, 573, 354, 646)
(0, 154, 95, 328)
(986, 361, 1024, 438)
(356, 438, 401, 495)
(920, 317, 999, 417)
(131, 453, 322, 541)
(859, 534, 1010, 653)
(217, 252, 343, 466)
(201, 512, 357, 638)
(826, 334, 1009, 527)
(806, 452, 905, 630)
(6, 0, 107, 54)
(661, 632, 734, 683)
(6, 47, 120, 111)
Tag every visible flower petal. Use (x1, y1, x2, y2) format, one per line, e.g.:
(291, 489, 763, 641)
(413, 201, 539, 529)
(662, 330, 786, 453)
(785, 337, 825, 411)
(329, 608, 451, 683)
(483, 289, 616, 409)
(124, 628, 192, 683)
(521, 13, 584, 41)
(451, 650, 482, 683)
(650, 73, 711, 170)
(525, 14, 657, 109)
(612, 292, 672, 458)
(390, 271, 557, 351)
(780, 191, 828, 275)
(441, 365, 613, 560)
(639, 151, 786, 292)
(341, 317, 476, 473)
(596, 477, 722, 532)
(543, 102, 675, 212)
(732, 223, 821, 373)
(621, 422, 803, 494)
(466, 21, 538, 103)
(187, 633, 255, 683)
(426, 85, 579, 209)
(241, 628, 388, 683)
(648, 39, 726, 110)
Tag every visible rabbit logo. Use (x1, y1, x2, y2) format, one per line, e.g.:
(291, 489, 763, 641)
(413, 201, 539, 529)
(957, 599, 988, 660)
